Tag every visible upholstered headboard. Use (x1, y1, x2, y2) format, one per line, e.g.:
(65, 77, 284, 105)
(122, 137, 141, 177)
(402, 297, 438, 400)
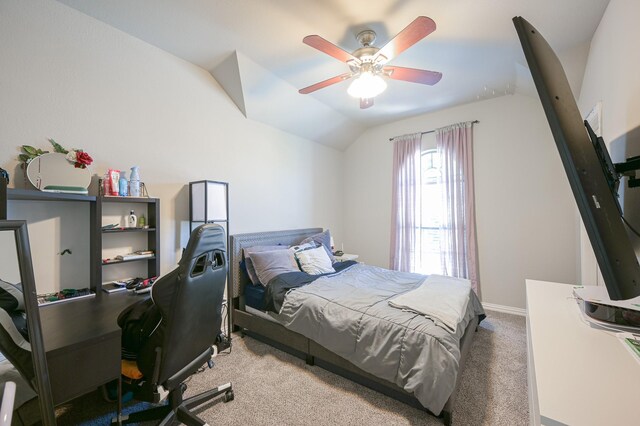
(229, 228, 322, 300)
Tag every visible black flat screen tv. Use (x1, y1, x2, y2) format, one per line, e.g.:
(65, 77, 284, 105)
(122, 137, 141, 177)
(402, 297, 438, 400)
(513, 16, 640, 300)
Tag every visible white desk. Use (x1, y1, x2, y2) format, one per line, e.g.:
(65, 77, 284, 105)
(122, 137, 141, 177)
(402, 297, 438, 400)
(526, 280, 639, 426)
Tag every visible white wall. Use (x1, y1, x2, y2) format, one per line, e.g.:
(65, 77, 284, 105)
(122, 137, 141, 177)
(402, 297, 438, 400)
(343, 94, 579, 309)
(577, 0, 640, 286)
(0, 0, 344, 292)
(0, 231, 21, 284)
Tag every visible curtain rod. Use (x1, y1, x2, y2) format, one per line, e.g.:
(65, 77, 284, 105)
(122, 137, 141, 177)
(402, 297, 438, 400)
(388, 120, 480, 141)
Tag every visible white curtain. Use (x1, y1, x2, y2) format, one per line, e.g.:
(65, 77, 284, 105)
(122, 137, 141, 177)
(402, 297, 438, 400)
(390, 133, 422, 272)
(436, 122, 480, 295)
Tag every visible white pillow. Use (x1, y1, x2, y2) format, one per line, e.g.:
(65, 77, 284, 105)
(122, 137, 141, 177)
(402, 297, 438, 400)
(295, 246, 335, 275)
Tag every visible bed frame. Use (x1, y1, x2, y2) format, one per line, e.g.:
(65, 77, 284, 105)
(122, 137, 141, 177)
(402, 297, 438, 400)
(229, 228, 478, 426)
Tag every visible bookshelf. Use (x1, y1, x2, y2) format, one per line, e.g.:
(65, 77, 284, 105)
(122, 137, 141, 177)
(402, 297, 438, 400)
(1, 187, 160, 299)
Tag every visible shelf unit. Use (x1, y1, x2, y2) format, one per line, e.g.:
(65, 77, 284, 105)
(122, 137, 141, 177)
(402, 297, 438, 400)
(1, 187, 160, 298)
(3, 188, 96, 203)
(102, 256, 156, 266)
(102, 228, 156, 234)
(98, 196, 160, 291)
(3, 188, 100, 301)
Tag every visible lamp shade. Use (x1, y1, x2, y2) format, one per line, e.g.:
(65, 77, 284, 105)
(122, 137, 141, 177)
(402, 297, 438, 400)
(190, 181, 227, 222)
(347, 72, 387, 98)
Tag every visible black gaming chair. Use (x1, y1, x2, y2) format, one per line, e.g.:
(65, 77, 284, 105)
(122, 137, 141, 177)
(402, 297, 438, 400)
(116, 223, 234, 425)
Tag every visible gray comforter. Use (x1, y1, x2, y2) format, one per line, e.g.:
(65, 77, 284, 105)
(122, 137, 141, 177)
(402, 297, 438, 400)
(275, 263, 485, 415)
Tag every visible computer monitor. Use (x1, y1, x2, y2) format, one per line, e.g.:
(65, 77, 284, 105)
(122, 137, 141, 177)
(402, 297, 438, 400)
(513, 16, 640, 300)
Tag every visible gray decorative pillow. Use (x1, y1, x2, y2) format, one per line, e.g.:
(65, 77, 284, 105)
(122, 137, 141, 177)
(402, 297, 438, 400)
(247, 249, 300, 286)
(300, 230, 335, 263)
(243, 245, 288, 284)
(0, 279, 24, 312)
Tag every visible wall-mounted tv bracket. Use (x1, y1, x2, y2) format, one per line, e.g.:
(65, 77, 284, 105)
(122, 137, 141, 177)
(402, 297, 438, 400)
(615, 155, 640, 188)
(584, 120, 640, 192)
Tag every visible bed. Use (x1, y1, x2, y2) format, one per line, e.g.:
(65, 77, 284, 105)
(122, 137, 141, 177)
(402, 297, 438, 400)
(229, 228, 485, 425)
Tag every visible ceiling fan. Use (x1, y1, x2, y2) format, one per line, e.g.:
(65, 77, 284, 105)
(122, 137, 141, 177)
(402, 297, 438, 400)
(298, 16, 442, 109)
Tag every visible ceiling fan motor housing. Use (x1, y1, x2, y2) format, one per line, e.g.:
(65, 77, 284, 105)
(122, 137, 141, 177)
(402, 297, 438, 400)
(353, 46, 380, 61)
(354, 30, 385, 65)
(356, 29, 376, 46)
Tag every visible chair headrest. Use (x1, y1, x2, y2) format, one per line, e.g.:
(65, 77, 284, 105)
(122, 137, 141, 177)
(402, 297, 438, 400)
(179, 224, 226, 266)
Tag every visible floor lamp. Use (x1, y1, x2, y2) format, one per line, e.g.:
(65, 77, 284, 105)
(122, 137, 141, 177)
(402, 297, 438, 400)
(188, 180, 231, 348)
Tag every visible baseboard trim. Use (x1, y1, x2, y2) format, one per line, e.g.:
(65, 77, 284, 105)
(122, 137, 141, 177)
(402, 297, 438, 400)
(482, 302, 526, 317)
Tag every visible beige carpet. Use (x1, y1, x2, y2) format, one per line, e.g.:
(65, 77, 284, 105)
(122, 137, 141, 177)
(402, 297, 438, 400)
(55, 310, 528, 425)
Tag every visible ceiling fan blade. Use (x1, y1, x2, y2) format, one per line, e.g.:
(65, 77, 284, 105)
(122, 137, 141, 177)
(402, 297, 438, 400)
(360, 98, 374, 109)
(303, 35, 360, 64)
(298, 73, 353, 94)
(374, 16, 436, 62)
(384, 66, 442, 85)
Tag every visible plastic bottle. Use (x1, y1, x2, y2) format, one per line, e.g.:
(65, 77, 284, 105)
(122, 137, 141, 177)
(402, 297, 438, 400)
(108, 169, 120, 196)
(128, 210, 137, 228)
(118, 170, 128, 197)
(129, 166, 141, 197)
(102, 172, 111, 196)
(138, 214, 146, 229)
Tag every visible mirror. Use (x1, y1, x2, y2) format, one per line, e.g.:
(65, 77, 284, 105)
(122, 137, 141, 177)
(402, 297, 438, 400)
(0, 221, 55, 424)
(26, 153, 91, 194)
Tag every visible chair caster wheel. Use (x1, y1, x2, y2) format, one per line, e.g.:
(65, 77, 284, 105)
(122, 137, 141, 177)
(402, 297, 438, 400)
(224, 390, 234, 402)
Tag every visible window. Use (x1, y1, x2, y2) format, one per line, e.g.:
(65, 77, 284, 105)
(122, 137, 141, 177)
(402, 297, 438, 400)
(391, 123, 478, 290)
(414, 149, 444, 275)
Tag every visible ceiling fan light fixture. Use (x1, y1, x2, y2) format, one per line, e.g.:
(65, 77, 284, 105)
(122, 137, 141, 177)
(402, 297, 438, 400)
(299, 16, 440, 106)
(347, 72, 387, 99)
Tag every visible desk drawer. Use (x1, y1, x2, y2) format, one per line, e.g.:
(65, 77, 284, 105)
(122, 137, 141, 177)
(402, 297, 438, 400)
(48, 332, 121, 405)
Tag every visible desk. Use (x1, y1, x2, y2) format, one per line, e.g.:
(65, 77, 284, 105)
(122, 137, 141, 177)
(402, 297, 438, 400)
(526, 280, 640, 426)
(39, 291, 145, 405)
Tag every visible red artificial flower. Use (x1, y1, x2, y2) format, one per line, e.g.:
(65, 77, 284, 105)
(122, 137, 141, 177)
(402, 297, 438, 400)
(74, 151, 93, 169)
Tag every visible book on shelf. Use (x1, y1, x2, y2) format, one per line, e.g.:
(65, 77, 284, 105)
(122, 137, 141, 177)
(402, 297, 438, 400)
(115, 251, 154, 261)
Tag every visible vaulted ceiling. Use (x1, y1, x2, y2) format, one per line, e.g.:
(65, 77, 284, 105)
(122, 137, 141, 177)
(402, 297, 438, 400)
(56, 0, 609, 149)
